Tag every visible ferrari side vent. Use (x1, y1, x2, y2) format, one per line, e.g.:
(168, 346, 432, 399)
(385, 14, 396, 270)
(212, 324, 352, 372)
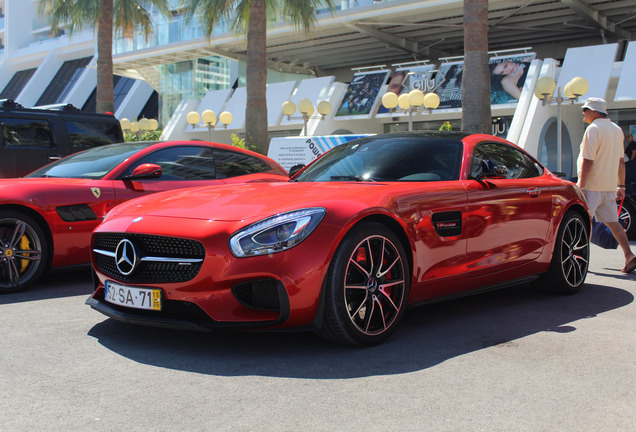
(57, 204, 97, 222)
(232, 279, 282, 311)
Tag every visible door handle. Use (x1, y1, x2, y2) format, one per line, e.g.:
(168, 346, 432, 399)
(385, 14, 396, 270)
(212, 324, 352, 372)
(526, 187, 541, 198)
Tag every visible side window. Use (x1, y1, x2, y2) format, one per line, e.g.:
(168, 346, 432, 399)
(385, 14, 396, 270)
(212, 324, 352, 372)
(64, 120, 122, 152)
(471, 142, 543, 179)
(123, 146, 216, 180)
(214, 149, 270, 178)
(1, 118, 54, 148)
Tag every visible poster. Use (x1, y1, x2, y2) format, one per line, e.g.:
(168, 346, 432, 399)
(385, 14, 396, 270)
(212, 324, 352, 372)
(377, 65, 437, 115)
(335, 71, 390, 119)
(433, 53, 537, 109)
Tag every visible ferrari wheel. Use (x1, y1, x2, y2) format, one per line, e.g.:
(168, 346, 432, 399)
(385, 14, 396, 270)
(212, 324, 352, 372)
(619, 199, 636, 239)
(318, 222, 410, 346)
(0, 210, 48, 293)
(535, 211, 589, 295)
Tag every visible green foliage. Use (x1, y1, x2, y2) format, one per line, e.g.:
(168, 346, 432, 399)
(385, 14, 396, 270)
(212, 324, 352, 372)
(439, 121, 453, 131)
(231, 133, 262, 153)
(124, 130, 163, 142)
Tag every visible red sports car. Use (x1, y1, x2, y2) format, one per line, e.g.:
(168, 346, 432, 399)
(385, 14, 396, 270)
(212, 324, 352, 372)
(87, 132, 591, 346)
(0, 141, 287, 292)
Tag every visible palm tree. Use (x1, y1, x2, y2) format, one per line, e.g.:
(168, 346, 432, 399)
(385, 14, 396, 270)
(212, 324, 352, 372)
(461, 0, 491, 134)
(37, 0, 171, 114)
(181, 0, 336, 154)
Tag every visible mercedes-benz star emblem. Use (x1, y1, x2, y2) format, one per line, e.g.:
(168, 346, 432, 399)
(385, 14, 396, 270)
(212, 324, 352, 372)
(115, 239, 137, 275)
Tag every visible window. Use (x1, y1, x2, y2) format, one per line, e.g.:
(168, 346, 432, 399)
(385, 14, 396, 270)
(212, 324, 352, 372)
(37, 57, 92, 106)
(1, 118, 54, 148)
(65, 120, 123, 151)
(0, 68, 36, 100)
(471, 142, 543, 179)
(124, 146, 217, 180)
(214, 149, 271, 178)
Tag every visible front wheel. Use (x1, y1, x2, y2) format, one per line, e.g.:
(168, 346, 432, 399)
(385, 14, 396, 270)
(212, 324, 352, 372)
(534, 211, 589, 294)
(317, 222, 410, 346)
(0, 210, 48, 293)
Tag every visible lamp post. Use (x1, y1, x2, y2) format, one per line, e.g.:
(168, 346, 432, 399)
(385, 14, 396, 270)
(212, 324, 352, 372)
(381, 89, 440, 131)
(534, 76, 589, 173)
(120, 117, 159, 141)
(281, 99, 332, 136)
(187, 110, 233, 140)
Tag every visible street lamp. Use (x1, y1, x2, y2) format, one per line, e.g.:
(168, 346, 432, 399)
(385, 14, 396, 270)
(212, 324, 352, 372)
(120, 117, 160, 141)
(534, 76, 589, 173)
(281, 99, 332, 136)
(382, 89, 440, 131)
(187, 110, 233, 141)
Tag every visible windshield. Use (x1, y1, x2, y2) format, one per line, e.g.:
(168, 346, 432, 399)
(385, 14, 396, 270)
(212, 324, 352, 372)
(27, 142, 153, 179)
(294, 136, 463, 182)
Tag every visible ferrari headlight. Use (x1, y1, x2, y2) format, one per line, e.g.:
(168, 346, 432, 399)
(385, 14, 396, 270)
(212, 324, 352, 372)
(229, 208, 326, 257)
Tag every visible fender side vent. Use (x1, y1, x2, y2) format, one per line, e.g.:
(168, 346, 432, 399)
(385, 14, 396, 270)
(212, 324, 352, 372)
(431, 211, 462, 237)
(57, 204, 97, 221)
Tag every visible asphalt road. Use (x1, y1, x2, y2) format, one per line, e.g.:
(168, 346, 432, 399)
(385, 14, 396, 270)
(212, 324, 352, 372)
(1, 242, 635, 432)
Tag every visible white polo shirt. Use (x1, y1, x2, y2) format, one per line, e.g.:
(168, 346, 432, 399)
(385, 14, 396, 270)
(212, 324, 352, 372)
(576, 118, 624, 191)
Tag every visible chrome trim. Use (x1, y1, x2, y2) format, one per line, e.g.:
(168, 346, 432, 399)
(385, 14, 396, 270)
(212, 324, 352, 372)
(92, 248, 202, 264)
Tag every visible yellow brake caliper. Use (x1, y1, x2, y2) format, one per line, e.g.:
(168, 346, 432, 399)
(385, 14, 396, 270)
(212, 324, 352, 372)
(19, 235, 30, 272)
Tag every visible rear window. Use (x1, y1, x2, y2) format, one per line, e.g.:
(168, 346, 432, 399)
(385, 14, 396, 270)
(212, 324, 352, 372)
(65, 120, 122, 152)
(1, 118, 54, 148)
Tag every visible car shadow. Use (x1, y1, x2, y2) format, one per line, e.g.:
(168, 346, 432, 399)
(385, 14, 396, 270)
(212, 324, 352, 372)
(87, 283, 633, 379)
(0, 266, 93, 305)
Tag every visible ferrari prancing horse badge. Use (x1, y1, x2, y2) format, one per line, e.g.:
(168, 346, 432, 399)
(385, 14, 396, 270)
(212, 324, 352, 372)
(91, 187, 101, 198)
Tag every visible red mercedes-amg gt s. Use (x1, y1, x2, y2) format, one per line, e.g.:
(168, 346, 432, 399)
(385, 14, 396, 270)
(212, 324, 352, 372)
(87, 132, 591, 346)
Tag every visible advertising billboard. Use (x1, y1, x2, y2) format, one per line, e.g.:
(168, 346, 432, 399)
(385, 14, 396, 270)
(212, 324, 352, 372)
(376, 65, 437, 115)
(335, 70, 390, 119)
(433, 53, 537, 109)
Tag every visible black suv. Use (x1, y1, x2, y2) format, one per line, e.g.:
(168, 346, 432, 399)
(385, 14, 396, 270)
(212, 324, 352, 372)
(0, 100, 123, 177)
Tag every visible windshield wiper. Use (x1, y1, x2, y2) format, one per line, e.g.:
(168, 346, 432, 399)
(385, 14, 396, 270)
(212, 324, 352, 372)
(330, 175, 377, 182)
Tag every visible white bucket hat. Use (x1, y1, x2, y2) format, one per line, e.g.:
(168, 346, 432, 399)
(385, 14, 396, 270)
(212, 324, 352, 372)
(581, 97, 608, 115)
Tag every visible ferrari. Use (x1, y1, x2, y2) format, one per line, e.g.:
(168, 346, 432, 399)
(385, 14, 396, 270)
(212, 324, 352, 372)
(87, 132, 591, 346)
(0, 141, 287, 292)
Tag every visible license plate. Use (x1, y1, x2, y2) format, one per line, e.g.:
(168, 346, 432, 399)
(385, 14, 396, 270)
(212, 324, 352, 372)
(104, 281, 161, 311)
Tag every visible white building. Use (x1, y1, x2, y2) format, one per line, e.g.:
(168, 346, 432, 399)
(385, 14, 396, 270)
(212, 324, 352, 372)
(0, 0, 635, 177)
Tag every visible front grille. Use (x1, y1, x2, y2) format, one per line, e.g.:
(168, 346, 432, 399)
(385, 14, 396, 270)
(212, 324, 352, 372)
(93, 232, 205, 284)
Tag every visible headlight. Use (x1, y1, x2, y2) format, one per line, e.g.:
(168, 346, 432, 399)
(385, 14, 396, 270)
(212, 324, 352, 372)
(229, 208, 325, 257)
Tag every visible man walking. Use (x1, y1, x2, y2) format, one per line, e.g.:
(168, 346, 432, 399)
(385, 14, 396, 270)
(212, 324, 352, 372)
(577, 97, 636, 273)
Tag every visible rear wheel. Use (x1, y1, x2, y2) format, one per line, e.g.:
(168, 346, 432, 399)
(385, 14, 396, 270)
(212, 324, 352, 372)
(535, 211, 589, 294)
(619, 199, 636, 239)
(317, 222, 410, 346)
(0, 210, 48, 293)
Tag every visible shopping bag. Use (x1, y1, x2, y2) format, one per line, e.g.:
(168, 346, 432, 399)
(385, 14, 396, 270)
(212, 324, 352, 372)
(591, 219, 618, 249)
(590, 198, 624, 249)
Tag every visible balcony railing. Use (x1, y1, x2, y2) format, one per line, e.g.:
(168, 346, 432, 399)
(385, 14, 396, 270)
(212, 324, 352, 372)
(114, 0, 397, 56)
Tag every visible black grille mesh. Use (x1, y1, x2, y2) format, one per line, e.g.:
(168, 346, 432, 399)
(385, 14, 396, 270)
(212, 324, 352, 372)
(93, 232, 205, 284)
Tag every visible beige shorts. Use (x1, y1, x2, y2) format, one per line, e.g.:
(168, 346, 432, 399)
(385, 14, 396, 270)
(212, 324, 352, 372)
(583, 190, 619, 223)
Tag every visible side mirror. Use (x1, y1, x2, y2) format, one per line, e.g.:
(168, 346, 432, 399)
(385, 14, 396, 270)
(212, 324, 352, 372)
(476, 159, 508, 181)
(289, 164, 305, 178)
(122, 163, 162, 180)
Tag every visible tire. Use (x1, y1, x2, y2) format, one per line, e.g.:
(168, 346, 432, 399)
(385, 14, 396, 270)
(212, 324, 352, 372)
(317, 222, 410, 346)
(619, 199, 636, 239)
(0, 210, 48, 293)
(534, 211, 589, 295)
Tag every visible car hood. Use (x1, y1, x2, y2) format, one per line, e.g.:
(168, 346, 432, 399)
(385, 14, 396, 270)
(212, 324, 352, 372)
(109, 181, 391, 222)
